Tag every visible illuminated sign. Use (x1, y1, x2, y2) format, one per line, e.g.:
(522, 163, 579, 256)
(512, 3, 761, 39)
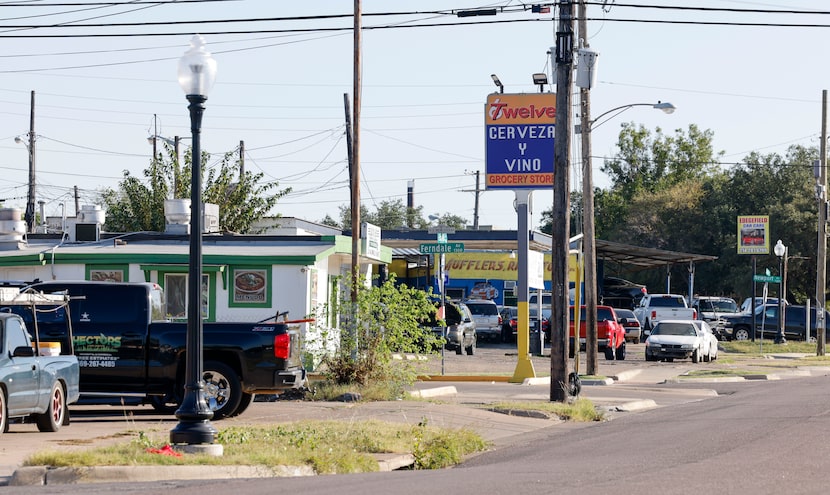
(485, 93, 556, 189)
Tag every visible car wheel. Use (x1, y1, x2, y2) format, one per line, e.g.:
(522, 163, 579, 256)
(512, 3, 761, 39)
(465, 335, 476, 355)
(615, 342, 626, 361)
(645, 350, 656, 362)
(604, 346, 615, 361)
(0, 390, 7, 435)
(35, 383, 66, 432)
(633, 336, 640, 345)
(455, 344, 463, 355)
(203, 361, 243, 420)
(692, 348, 700, 363)
(733, 326, 751, 341)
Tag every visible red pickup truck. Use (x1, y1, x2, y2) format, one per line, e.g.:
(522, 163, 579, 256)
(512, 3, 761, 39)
(569, 305, 627, 360)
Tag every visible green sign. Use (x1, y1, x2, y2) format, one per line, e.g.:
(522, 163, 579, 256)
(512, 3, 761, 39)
(419, 243, 465, 254)
(753, 274, 781, 283)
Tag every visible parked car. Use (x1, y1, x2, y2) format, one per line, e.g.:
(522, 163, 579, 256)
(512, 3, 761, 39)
(425, 300, 476, 355)
(562, 305, 626, 361)
(463, 299, 501, 342)
(501, 306, 549, 343)
(644, 319, 706, 363)
(499, 306, 517, 343)
(693, 320, 719, 362)
(719, 304, 830, 342)
(615, 308, 642, 344)
(739, 297, 787, 314)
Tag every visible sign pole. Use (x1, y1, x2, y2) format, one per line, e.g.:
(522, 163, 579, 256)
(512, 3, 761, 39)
(511, 190, 536, 381)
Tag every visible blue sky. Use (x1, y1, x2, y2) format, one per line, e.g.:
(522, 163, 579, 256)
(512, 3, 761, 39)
(0, 1, 827, 231)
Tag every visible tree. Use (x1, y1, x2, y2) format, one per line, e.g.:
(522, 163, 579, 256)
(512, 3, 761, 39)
(311, 273, 441, 391)
(101, 144, 290, 233)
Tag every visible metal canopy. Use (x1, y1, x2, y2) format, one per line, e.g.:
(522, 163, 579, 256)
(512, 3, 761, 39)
(595, 239, 717, 271)
(384, 230, 717, 271)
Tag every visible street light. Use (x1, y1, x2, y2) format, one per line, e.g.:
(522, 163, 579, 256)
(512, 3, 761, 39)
(532, 73, 548, 93)
(490, 74, 504, 93)
(773, 239, 787, 345)
(169, 34, 219, 449)
(579, 100, 675, 375)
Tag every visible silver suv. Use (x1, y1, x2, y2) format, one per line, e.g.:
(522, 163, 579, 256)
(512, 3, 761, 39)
(462, 299, 502, 341)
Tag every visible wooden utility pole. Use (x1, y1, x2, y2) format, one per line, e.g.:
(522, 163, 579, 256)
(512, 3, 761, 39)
(25, 90, 36, 233)
(551, 0, 574, 402)
(578, 1, 599, 375)
(239, 140, 245, 178)
(350, 0, 362, 303)
(818, 89, 827, 356)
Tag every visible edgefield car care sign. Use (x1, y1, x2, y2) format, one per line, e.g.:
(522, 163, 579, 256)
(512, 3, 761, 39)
(485, 93, 555, 189)
(737, 215, 769, 254)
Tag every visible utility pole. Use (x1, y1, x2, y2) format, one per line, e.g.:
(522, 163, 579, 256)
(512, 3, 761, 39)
(578, 0, 598, 375)
(473, 170, 480, 230)
(25, 90, 36, 233)
(551, 0, 574, 402)
(239, 140, 245, 178)
(461, 170, 483, 229)
(818, 89, 827, 356)
(74, 186, 79, 216)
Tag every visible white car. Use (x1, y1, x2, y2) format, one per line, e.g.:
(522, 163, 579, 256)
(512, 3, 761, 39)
(644, 319, 706, 363)
(693, 320, 719, 362)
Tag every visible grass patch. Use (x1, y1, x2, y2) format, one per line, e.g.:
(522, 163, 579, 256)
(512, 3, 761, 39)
(487, 397, 604, 422)
(308, 380, 406, 401)
(720, 340, 820, 355)
(24, 420, 489, 474)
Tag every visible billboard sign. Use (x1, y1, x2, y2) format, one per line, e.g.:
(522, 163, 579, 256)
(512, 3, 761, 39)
(485, 93, 556, 189)
(737, 215, 769, 254)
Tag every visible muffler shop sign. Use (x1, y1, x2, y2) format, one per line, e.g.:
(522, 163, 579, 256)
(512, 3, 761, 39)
(485, 93, 556, 189)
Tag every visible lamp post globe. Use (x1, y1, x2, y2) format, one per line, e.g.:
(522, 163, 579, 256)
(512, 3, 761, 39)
(170, 34, 219, 447)
(773, 240, 787, 345)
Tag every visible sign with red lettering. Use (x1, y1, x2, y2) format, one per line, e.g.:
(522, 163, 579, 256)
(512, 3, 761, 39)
(485, 93, 556, 189)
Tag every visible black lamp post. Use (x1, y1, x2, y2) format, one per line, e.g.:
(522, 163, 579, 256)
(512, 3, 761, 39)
(773, 239, 787, 345)
(170, 35, 218, 446)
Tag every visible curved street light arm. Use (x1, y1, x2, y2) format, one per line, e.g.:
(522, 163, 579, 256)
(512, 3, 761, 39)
(589, 101, 676, 131)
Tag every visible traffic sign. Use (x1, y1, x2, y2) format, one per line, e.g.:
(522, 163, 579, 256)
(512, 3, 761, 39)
(753, 274, 781, 283)
(419, 243, 465, 254)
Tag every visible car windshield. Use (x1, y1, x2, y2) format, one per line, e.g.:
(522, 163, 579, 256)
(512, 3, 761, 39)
(466, 303, 497, 316)
(652, 322, 697, 336)
(699, 300, 737, 312)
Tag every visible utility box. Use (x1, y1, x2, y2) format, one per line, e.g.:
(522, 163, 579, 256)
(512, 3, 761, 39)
(576, 48, 599, 89)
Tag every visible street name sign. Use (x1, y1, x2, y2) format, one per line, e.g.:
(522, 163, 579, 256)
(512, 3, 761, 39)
(753, 274, 781, 283)
(419, 243, 465, 254)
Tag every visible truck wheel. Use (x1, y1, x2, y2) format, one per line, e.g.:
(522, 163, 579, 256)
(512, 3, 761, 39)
(35, 383, 66, 432)
(229, 393, 254, 417)
(604, 346, 615, 360)
(615, 342, 626, 361)
(0, 390, 7, 435)
(203, 361, 243, 420)
(733, 327, 750, 341)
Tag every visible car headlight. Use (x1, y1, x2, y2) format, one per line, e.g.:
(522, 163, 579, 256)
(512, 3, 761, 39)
(680, 344, 692, 349)
(647, 340, 661, 347)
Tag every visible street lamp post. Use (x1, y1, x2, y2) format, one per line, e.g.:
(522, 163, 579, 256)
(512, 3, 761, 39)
(580, 100, 675, 375)
(774, 240, 787, 345)
(169, 35, 220, 448)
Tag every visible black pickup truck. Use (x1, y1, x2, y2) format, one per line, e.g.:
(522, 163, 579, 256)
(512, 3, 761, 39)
(25, 281, 307, 419)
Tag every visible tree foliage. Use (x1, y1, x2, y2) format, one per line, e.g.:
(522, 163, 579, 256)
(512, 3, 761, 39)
(100, 144, 291, 233)
(311, 274, 441, 391)
(334, 199, 468, 230)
